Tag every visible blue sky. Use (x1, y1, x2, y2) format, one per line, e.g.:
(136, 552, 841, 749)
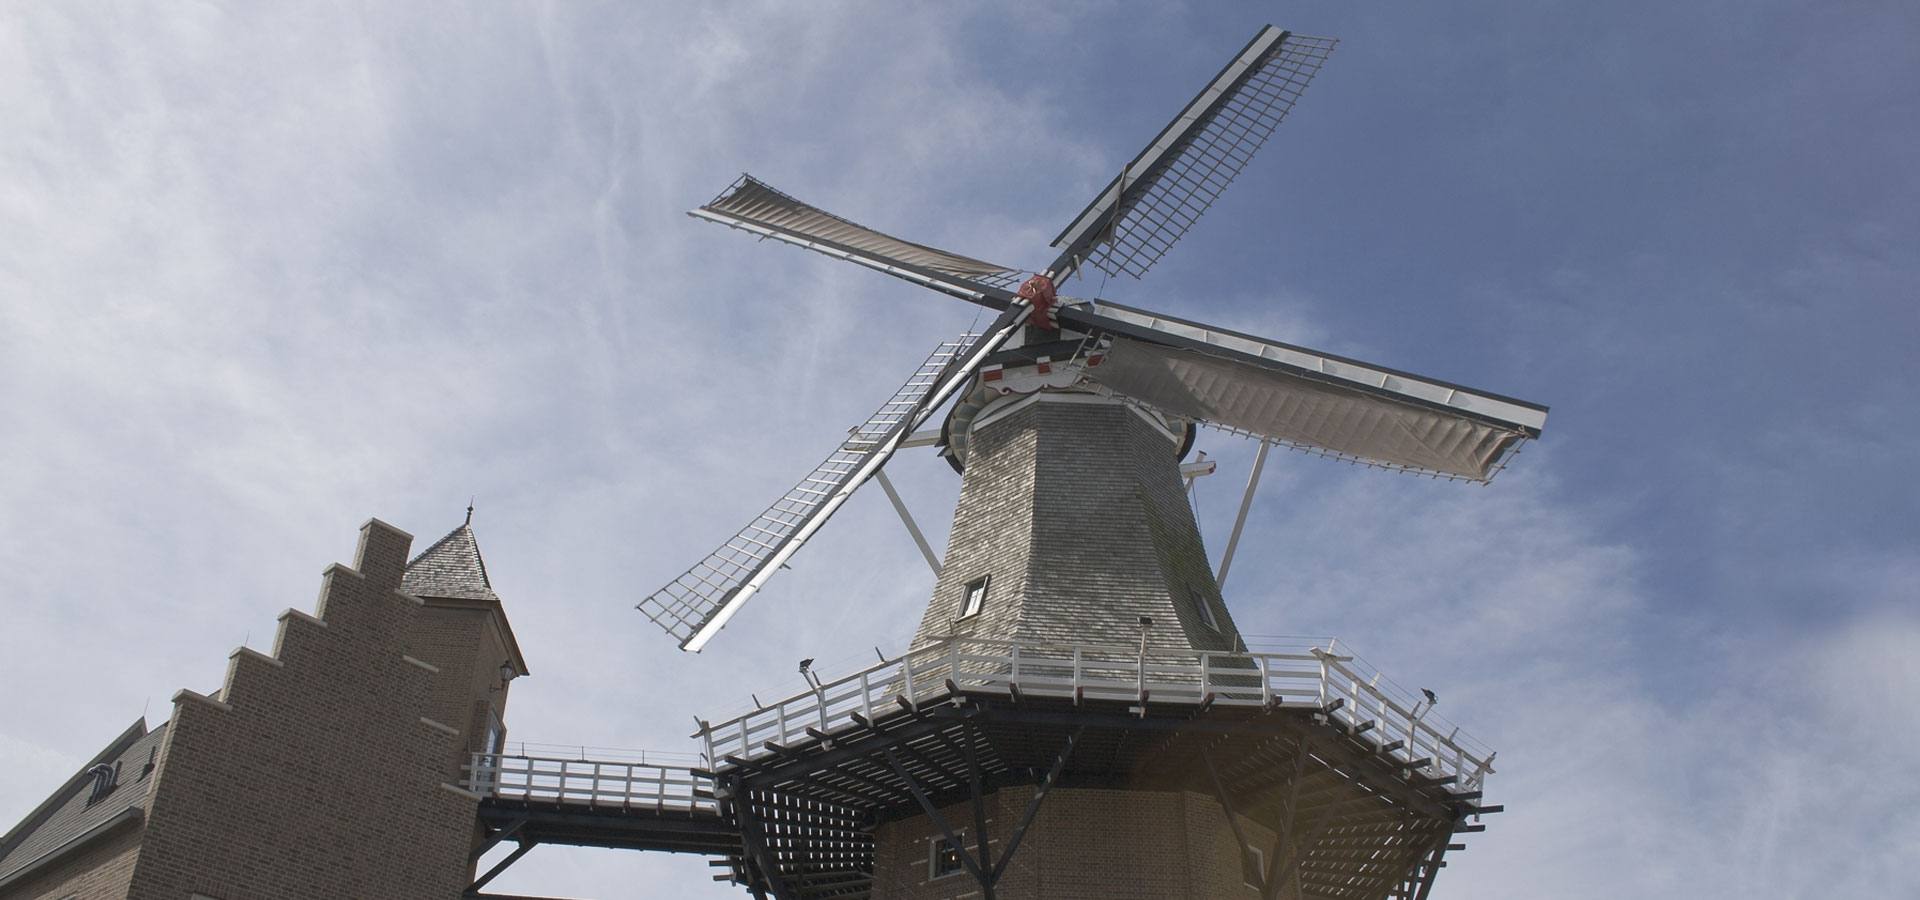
(2, 3, 1915, 897)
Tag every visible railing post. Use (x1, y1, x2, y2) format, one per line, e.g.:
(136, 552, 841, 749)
(1073, 647, 1083, 691)
(903, 647, 917, 698)
(776, 703, 789, 746)
(1259, 655, 1272, 706)
(1406, 703, 1419, 758)
(948, 638, 961, 691)
(592, 762, 602, 807)
(1136, 643, 1147, 700)
(1199, 652, 1211, 696)
(1316, 650, 1329, 707)
(657, 765, 667, 810)
(860, 670, 874, 721)
(1010, 644, 1022, 685)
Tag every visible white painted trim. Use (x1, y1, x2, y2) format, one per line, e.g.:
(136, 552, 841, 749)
(926, 830, 969, 881)
(402, 655, 441, 673)
(321, 562, 365, 581)
(278, 607, 327, 628)
(361, 516, 415, 541)
(969, 390, 1182, 445)
(228, 646, 283, 667)
(172, 689, 231, 712)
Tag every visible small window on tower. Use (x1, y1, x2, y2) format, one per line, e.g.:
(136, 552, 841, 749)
(929, 834, 966, 879)
(1192, 588, 1220, 631)
(960, 575, 990, 619)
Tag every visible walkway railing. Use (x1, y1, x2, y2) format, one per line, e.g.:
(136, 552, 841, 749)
(696, 636, 1495, 792)
(462, 753, 719, 813)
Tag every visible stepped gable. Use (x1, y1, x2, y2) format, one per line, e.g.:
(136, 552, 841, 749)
(0, 720, 165, 891)
(124, 518, 478, 900)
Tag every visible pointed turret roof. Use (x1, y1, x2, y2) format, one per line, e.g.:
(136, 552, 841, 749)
(402, 513, 497, 603)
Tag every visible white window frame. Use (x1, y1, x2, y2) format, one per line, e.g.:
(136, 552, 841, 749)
(928, 831, 967, 880)
(1193, 587, 1220, 631)
(1242, 844, 1265, 890)
(959, 575, 990, 620)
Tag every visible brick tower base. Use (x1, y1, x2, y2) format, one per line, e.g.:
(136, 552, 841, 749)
(870, 786, 1271, 898)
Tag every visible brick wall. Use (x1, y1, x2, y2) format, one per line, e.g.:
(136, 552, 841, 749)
(869, 786, 1272, 899)
(0, 824, 141, 900)
(123, 520, 479, 900)
(410, 602, 515, 783)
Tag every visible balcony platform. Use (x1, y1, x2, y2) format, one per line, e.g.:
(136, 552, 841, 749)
(694, 638, 1500, 900)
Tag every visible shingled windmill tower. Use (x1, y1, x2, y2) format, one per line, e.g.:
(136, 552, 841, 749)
(641, 26, 1544, 899)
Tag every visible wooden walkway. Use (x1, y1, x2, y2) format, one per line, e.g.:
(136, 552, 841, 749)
(460, 754, 738, 895)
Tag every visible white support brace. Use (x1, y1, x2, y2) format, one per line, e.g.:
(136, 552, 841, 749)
(1215, 440, 1271, 590)
(875, 468, 942, 576)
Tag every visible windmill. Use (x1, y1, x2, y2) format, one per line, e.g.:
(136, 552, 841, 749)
(638, 26, 1544, 653)
(646, 26, 1541, 900)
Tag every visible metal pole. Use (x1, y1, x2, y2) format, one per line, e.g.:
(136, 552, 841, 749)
(1216, 440, 1270, 589)
(874, 468, 943, 576)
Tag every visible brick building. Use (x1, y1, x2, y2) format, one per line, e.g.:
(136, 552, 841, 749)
(0, 516, 529, 900)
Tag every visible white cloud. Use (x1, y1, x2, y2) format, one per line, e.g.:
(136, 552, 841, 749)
(2, 4, 1914, 899)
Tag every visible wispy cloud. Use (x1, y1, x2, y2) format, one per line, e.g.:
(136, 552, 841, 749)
(2, 3, 1914, 898)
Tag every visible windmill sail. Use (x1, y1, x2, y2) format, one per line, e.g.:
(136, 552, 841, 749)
(639, 305, 1031, 651)
(691, 175, 1023, 310)
(1047, 28, 1338, 282)
(1064, 301, 1547, 482)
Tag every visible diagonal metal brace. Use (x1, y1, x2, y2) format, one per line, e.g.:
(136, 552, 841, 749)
(470, 813, 528, 865)
(989, 727, 1083, 886)
(1202, 745, 1265, 893)
(467, 838, 534, 895)
(886, 746, 992, 889)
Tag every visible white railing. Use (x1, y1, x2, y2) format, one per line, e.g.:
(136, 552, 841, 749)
(696, 637, 1495, 793)
(462, 753, 719, 813)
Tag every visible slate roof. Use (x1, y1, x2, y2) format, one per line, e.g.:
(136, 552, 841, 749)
(402, 522, 497, 603)
(0, 719, 165, 887)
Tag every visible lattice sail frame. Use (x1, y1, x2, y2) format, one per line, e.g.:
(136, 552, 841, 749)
(697, 175, 1028, 296)
(636, 337, 978, 646)
(1049, 29, 1339, 282)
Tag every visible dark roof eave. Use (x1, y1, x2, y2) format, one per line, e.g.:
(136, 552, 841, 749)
(0, 718, 145, 864)
(0, 805, 143, 891)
